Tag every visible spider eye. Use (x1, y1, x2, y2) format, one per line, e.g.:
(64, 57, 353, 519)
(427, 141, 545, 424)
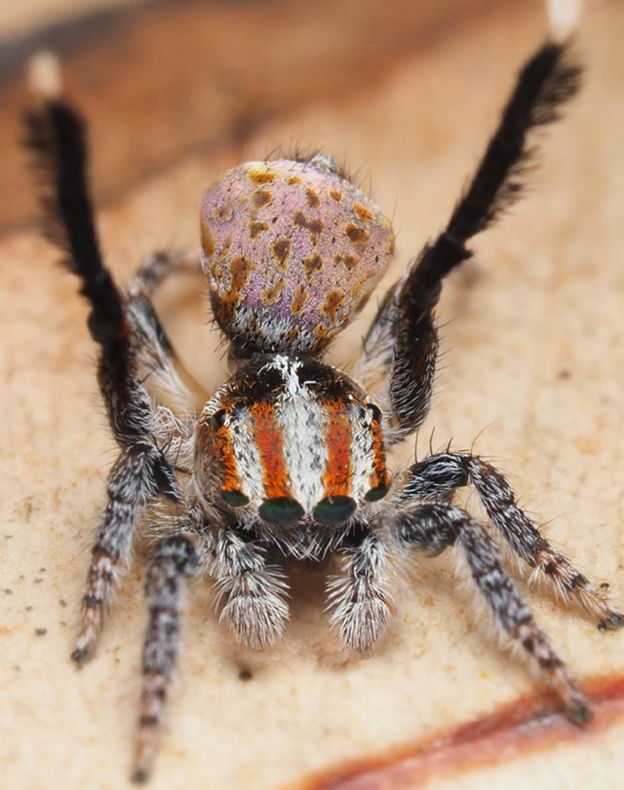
(364, 484, 389, 502)
(210, 409, 226, 430)
(313, 496, 356, 524)
(259, 497, 304, 525)
(221, 489, 249, 507)
(368, 403, 382, 422)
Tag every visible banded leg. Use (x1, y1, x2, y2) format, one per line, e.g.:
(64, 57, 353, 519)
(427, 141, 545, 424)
(210, 528, 289, 649)
(126, 251, 207, 416)
(128, 249, 201, 299)
(72, 444, 175, 663)
(395, 503, 590, 723)
(133, 535, 200, 784)
(353, 41, 582, 444)
(26, 75, 182, 661)
(397, 452, 624, 629)
(327, 530, 394, 653)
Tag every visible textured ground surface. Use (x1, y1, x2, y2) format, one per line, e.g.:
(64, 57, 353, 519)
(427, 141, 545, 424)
(2, 1, 624, 788)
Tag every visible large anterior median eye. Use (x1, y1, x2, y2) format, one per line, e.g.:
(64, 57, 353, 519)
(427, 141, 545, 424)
(313, 496, 356, 524)
(259, 497, 304, 525)
(365, 484, 389, 502)
(220, 489, 249, 507)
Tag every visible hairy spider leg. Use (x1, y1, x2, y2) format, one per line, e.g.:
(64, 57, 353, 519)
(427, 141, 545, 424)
(210, 527, 290, 649)
(133, 534, 200, 784)
(394, 503, 591, 724)
(353, 41, 582, 445)
(397, 452, 624, 629)
(25, 90, 184, 662)
(326, 529, 395, 653)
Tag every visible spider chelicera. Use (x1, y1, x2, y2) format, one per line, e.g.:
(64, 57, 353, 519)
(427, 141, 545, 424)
(25, 22, 623, 784)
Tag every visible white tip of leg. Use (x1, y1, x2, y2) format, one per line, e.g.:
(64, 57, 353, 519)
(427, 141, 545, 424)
(28, 51, 62, 99)
(547, 0, 583, 43)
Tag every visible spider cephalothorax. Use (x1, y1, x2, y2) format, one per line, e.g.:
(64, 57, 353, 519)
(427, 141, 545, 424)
(26, 19, 623, 784)
(195, 354, 390, 533)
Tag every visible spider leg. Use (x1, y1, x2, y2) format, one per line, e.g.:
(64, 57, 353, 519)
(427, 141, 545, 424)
(72, 444, 179, 663)
(126, 249, 207, 415)
(396, 452, 624, 629)
(132, 534, 200, 784)
(25, 80, 186, 661)
(394, 503, 591, 723)
(353, 41, 582, 444)
(210, 527, 290, 649)
(326, 528, 394, 653)
(129, 249, 202, 298)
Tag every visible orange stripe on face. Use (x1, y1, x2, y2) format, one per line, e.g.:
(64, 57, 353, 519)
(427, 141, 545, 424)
(322, 399, 353, 497)
(250, 401, 291, 499)
(368, 409, 389, 492)
(212, 423, 241, 493)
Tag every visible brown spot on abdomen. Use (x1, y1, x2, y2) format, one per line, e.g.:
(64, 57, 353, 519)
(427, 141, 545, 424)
(261, 280, 285, 305)
(353, 201, 374, 222)
(272, 238, 291, 271)
(345, 222, 370, 245)
(248, 167, 277, 184)
(231, 256, 252, 290)
(253, 189, 272, 207)
(294, 211, 323, 241)
(250, 220, 269, 238)
(200, 218, 215, 257)
(303, 253, 323, 280)
(334, 252, 359, 271)
(320, 289, 345, 323)
(291, 284, 307, 315)
(306, 187, 321, 208)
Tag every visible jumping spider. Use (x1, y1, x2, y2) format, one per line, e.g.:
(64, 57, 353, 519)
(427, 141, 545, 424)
(26, 29, 623, 784)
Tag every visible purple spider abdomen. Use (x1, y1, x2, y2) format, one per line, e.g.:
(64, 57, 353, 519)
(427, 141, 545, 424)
(200, 156, 395, 355)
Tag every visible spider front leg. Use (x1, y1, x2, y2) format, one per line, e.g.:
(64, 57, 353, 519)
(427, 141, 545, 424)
(397, 452, 624, 629)
(394, 503, 591, 723)
(133, 534, 201, 784)
(210, 527, 290, 649)
(353, 40, 582, 444)
(327, 529, 394, 653)
(25, 80, 186, 662)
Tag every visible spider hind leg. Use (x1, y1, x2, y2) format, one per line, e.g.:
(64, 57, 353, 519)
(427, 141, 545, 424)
(394, 503, 591, 724)
(133, 535, 200, 784)
(398, 452, 624, 629)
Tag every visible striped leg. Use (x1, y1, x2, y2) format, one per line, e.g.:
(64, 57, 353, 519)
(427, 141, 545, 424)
(397, 452, 624, 629)
(133, 535, 199, 784)
(128, 249, 201, 298)
(395, 503, 591, 723)
(72, 445, 172, 663)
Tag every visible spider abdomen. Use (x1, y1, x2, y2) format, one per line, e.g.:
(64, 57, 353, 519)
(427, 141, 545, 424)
(200, 156, 395, 357)
(195, 355, 390, 526)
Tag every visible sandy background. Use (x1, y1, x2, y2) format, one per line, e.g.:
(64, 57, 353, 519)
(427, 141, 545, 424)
(1, 1, 624, 788)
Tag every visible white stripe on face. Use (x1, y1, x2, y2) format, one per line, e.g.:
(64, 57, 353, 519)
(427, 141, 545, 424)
(349, 403, 376, 502)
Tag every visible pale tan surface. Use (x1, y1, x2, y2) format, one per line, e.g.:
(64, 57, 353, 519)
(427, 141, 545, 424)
(0, 0, 138, 38)
(2, 2, 624, 789)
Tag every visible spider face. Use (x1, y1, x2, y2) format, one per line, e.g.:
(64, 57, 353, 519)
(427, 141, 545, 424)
(195, 354, 390, 528)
